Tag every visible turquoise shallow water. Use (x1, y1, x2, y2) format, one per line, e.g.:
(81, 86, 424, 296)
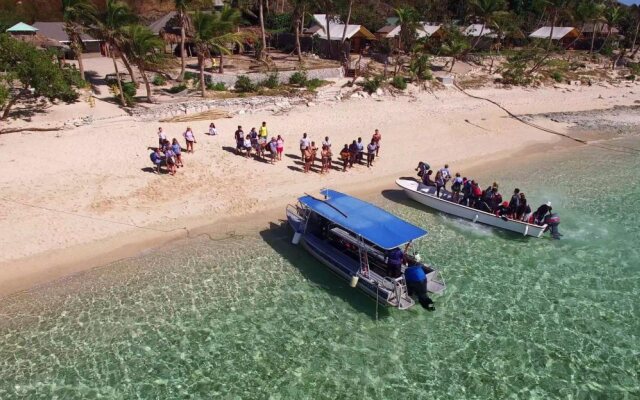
(1, 138, 639, 399)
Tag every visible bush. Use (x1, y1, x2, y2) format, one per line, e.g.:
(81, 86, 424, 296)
(234, 75, 256, 92)
(260, 73, 280, 89)
(289, 71, 308, 86)
(110, 81, 136, 106)
(167, 84, 187, 94)
(184, 71, 198, 81)
(551, 71, 563, 83)
(391, 76, 407, 90)
(626, 74, 636, 81)
(628, 62, 640, 75)
(305, 78, 327, 91)
(362, 75, 383, 94)
(152, 75, 166, 86)
(207, 82, 226, 91)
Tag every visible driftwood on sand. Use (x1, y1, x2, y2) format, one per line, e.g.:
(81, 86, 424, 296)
(159, 108, 232, 123)
(0, 126, 64, 135)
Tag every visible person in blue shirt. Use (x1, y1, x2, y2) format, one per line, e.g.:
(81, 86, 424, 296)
(150, 148, 163, 173)
(404, 264, 435, 311)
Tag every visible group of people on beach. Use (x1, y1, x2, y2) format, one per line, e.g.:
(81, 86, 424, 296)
(234, 122, 284, 164)
(416, 162, 553, 225)
(299, 129, 382, 173)
(150, 124, 218, 175)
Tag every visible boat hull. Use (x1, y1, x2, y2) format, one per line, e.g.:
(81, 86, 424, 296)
(396, 179, 547, 238)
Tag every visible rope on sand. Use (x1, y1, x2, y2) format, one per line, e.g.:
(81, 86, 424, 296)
(453, 83, 640, 155)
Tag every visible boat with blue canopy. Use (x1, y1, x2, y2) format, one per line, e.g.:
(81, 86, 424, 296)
(286, 189, 445, 310)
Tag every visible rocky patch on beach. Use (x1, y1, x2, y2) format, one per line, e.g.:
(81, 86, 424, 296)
(531, 105, 640, 136)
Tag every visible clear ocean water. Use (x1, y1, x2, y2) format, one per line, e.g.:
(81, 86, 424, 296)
(1, 137, 639, 399)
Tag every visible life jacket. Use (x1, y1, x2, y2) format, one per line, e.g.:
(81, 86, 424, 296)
(472, 185, 482, 197)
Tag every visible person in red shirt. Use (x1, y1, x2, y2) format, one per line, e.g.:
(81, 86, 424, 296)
(372, 129, 381, 156)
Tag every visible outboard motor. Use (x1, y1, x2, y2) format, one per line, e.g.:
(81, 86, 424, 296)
(544, 213, 562, 239)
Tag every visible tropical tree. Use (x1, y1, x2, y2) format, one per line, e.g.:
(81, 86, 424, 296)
(290, 0, 308, 62)
(468, 0, 506, 50)
(0, 34, 80, 119)
(174, 0, 194, 81)
(89, 0, 138, 105)
(191, 8, 247, 96)
(121, 24, 169, 102)
(576, 0, 605, 54)
(62, 0, 96, 81)
(600, 5, 621, 52)
(440, 25, 470, 72)
(395, 7, 420, 53)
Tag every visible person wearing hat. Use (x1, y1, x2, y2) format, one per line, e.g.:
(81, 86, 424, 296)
(495, 201, 510, 220)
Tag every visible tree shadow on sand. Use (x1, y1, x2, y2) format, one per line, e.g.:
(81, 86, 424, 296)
(259, 221, 391, 320)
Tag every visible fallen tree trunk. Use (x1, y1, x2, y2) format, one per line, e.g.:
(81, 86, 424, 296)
(0, 126, 64, 135)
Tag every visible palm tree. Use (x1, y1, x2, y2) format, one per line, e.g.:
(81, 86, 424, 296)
(174, 0, 193, 81)
(576, 0, 605, 54)
(121, 24, 168, 102)
(191, 9, 247, 96)
(291, 0, 308, 62)
(440, 25, 470, 71)
(469, 0, 506, 50)
(62, 0, 96, 81)
(600, 5, 621, 51)
(395, 7, 420, 53)
(89, 0, 137, 105)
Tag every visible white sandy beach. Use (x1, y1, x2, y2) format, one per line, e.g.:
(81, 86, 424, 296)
(1, 74, 638, 296)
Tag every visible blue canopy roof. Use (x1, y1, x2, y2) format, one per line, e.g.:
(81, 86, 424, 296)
(299, 189, 428, 250)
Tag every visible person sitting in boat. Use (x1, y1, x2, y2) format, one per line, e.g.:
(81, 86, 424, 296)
(460, 178, 473, 206)
(415, 161, 430, 178)
(404, 264, 435, 311)
(470, 180, 482, 208)
(495, 201, 510, 221)
(533, 202, 552, 225)
(386, 247, 404, 278)
(422, 170, 436, 187)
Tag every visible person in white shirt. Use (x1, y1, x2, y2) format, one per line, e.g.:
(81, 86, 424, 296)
(439, 164, 451, 189)
(157, 127, 167, 147)
(299, 133, 310, 159)
(208, 123, 217, 136)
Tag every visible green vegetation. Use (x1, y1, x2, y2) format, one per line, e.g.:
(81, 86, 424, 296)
(305, 78, 327, 91)
(362, 75, 384, 94)
(235, 75, 257, 92)
(260, 73, 280, 89)
(551, 71, 564, 82)
(167, 84, 188, 94)
(152, 75, 167, 86)
(207, 82, 227, 91)
(391, 76, 408, 90)
(289, 71, 308, 86)
(0, 34, 80, 120)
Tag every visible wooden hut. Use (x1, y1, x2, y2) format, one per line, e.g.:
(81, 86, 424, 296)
(311, 14, 376, 55)
(529, 27, 580, 47)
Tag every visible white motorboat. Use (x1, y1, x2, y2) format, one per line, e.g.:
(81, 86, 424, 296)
(396, 178, 549, 238)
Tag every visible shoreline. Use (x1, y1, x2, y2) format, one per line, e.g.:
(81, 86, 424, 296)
(0, 136, 574, 299)
(2, 82, 638, 298)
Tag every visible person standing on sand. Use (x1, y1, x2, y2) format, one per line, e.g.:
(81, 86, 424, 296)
(366, 140, 377, 167)
(259, 121, 268, 141)
(183, 127, 196, 153)
(310, 141, 318, 167)
(303, 145, 314, 173)
(372, 129, 381, 156)
(235, 126, 244, 155)
(165, 146, 177, 175)
(172, 138, 183, 168)
(300, 133, 310, 159)
(340, 144, 350, 172)
(321, 145, 332, 173)
(269, 137, 278, 164)
(208, 123, 217, 136)
(356, 137, 364, 164)
(322, 136, 331, 149)
(150, 148, 163, 173)
(158, 127, 167, 147)
(349, 140, 358, 168)
(276, 135, 284, 161)
(243, 135, 252, 158)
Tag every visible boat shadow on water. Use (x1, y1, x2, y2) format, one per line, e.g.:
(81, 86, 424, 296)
(380, 187, 530, 242)
(259, 221, 392, 320)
